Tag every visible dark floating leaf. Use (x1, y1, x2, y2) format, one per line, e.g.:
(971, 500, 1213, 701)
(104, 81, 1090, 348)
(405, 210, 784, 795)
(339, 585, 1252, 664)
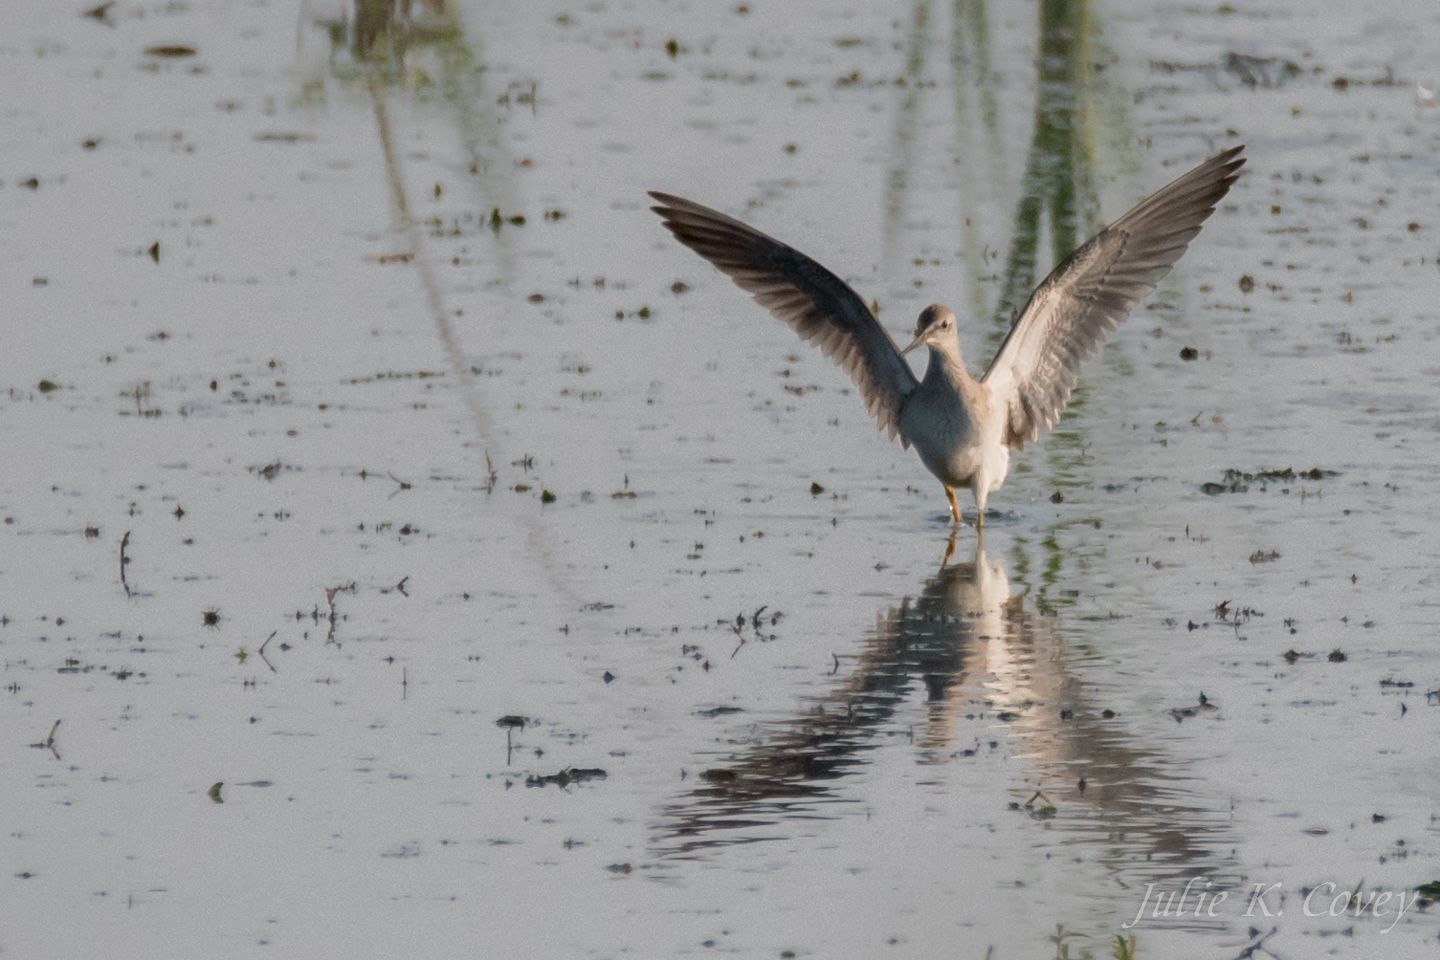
(144, 45, 197, 58)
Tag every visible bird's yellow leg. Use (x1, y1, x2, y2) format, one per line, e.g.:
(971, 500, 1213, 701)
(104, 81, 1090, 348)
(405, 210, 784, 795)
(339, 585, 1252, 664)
(942, 528, 958, 566)
(944, 486, 961, 525)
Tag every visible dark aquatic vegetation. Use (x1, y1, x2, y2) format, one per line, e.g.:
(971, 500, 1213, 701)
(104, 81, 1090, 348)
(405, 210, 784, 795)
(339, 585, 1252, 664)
(525, 768, 607, 789)
(1202, 466, 1337, 495)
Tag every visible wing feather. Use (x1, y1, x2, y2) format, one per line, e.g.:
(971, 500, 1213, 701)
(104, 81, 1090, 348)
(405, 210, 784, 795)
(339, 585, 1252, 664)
(982, 146, 1245, 449)
(649, 192, 919, 442)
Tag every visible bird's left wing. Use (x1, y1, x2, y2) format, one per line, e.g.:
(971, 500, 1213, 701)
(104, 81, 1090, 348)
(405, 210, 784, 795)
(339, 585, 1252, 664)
(649, 192, 919, 444)
(981, 145, 1245, 449)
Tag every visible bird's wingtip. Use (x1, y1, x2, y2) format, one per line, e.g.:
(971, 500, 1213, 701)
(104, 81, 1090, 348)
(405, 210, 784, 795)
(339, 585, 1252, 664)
(648, 189, 686, 208)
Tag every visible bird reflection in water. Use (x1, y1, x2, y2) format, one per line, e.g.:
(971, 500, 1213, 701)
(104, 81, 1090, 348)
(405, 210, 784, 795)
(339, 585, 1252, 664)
(654, 535, 1234, 889)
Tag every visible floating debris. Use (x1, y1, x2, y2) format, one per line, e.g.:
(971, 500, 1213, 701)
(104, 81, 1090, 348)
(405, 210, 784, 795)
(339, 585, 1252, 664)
(525, 767, 607, 788)
(253, 132, 316, 143)
(81, 1, 115, 22)
(1024, 790, 1056, 819)
(1201, 467, 1337, 495)
(1169, 693, 1219, 723)
(695, 705, 743, 719)
(29, 720, 61, 759)
(144, 45, 197, 58)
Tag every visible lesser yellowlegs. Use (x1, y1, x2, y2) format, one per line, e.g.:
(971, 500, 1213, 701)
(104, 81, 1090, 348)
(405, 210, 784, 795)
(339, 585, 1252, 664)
(650, 145, 1245, 525)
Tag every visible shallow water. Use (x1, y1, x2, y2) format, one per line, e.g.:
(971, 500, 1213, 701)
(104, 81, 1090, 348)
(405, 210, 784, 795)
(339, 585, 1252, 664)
(3, 0, 1439, 957)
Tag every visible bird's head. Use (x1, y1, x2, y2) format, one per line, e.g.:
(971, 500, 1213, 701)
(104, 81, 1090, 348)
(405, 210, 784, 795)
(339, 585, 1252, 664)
(901, 304, 957, 356)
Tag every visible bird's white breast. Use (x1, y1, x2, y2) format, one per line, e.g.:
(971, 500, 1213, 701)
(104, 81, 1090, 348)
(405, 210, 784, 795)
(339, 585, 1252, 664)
(901, 367, 1010, 493)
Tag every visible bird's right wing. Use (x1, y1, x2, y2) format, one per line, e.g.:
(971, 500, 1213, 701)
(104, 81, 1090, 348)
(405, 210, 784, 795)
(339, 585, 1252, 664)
(650, 192, 919, 444)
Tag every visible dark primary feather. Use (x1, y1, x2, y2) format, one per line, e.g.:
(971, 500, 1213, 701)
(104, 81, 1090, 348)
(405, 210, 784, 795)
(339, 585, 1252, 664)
(648, 192, 919, 443)
(981, 145, 1246, 449)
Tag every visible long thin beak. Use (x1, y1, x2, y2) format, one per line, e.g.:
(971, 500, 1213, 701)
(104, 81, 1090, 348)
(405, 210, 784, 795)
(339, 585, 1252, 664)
(901, 332, 925, 356)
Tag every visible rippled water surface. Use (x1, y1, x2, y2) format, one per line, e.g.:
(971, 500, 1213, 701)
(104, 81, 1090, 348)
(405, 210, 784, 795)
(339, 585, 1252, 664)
(3, 0, 1439, 957)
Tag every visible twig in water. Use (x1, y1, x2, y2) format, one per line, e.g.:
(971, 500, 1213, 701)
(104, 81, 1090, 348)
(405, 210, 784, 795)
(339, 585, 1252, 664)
(258, 630, 278, 673)
(29, 719, 61, 760)
(495, 715, 527, 765)
(1230, 926, 1279, 960)
(324, 582, 357, 645)
(119, 531, 132, 598)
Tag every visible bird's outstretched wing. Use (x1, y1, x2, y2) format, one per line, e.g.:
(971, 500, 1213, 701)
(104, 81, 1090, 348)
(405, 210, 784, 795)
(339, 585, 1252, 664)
(649, 192, 919, 444)
(981, 145, 1245, 449)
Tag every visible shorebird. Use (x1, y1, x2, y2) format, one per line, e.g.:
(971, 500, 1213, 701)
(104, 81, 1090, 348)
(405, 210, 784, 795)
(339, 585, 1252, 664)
(650, 145, 1244, 526)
